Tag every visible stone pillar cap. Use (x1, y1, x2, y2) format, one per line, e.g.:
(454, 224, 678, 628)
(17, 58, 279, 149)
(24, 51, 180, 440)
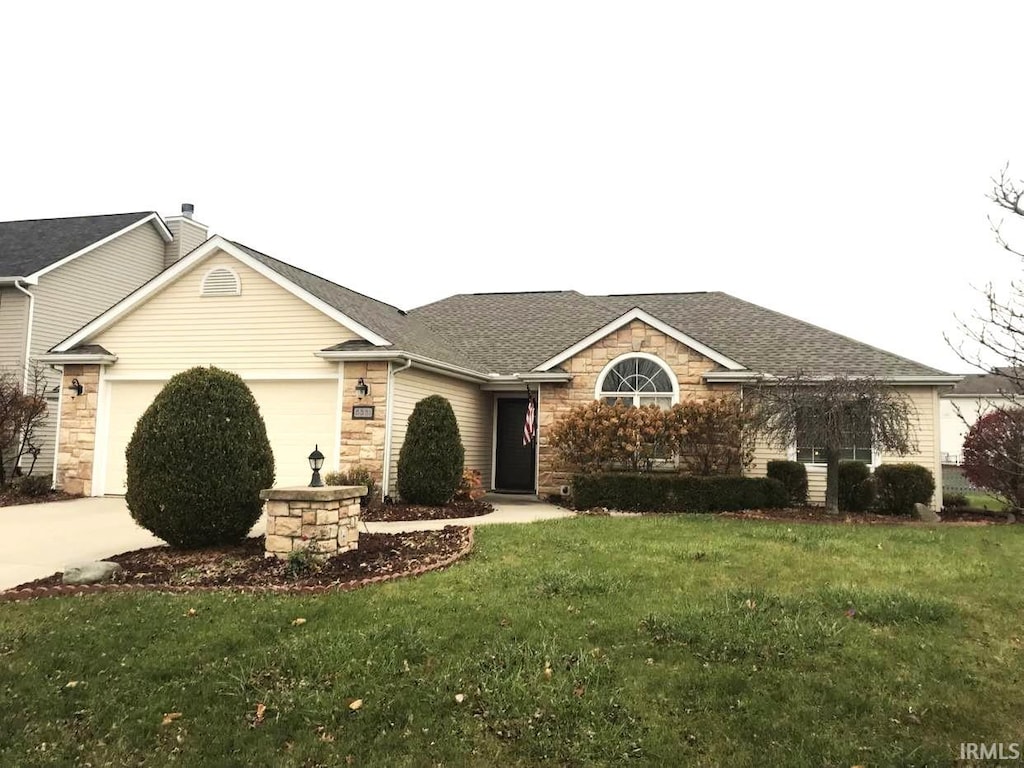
(260, 485, 367, 502)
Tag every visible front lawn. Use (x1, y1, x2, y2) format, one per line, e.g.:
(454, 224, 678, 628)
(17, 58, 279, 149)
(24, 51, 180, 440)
(2, 517, 1022, 767)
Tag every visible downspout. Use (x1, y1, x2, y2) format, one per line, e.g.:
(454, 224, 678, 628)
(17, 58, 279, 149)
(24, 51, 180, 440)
(50, 365, 64, 490)
(381, 357, 412, 500)
(12, 280, 34, 391)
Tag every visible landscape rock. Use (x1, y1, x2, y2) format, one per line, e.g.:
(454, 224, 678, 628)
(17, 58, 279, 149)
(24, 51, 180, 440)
(1007, 512, 1016, 524)
(62, 561, 124, 585)
(912, 503, 941, 523)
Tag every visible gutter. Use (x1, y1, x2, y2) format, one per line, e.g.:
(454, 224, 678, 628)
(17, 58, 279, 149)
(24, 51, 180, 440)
(316, 349, 489, 384)
(703, 371, 964, 385)
(36, 353, 118, 365)
(380, 357, 413, 500)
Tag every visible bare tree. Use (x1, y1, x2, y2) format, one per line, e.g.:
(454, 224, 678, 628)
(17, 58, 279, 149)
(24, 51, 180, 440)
(0, 364, 49, 485)
(747, 374, 916, 514)
(947, 164, 1024, 395)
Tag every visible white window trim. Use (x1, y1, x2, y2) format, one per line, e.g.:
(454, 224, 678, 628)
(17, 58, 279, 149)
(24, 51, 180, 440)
(594, 351, 680, 406)
(787, 439, 880, 471)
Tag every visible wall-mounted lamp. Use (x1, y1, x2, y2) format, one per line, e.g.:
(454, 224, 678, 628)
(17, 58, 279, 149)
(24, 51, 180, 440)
(355, 378, 369, 398)
(308, 444, 325, 488)
(69, 378, 84, 396)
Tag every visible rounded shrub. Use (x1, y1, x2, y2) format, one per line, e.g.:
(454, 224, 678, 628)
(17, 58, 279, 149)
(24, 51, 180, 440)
(397, 395, 465, 505)
(125, 367, 275, 548)
(838, 461, 875, 512)
(874, 463, 935, 515)
(767, 460, 808, 506)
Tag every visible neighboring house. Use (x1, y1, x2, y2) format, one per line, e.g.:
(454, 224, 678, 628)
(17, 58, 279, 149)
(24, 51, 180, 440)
(939, 369, 1018, 464)
(0, 207, 208, 480)
(41, 236, 960, 507)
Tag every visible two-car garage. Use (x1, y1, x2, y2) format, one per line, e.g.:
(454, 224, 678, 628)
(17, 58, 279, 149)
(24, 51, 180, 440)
(97, 378, 340, 495)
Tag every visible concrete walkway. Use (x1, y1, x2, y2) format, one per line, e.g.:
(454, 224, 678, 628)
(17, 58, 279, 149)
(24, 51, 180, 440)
(0, 493, 573, 591)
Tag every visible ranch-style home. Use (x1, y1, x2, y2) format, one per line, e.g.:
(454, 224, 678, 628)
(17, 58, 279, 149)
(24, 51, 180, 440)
(40, 236, 959, 507)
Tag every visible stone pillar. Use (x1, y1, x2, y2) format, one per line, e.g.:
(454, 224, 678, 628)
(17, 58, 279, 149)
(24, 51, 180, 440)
(339, 361, 389, 488)
(56, 365, 102, 496)
(260, 485, 366, 560)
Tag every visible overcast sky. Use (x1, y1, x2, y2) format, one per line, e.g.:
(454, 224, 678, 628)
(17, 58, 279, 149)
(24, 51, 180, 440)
(3, 2, 1023, 374)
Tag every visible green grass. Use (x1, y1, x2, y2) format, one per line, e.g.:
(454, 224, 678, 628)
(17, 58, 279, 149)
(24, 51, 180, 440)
(963, 491, 1010, 512)
(2, 517, 1023, 767)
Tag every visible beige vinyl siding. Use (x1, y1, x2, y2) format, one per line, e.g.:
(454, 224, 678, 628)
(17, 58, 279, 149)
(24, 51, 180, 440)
(0, 288, 28, 370)
(388, 366, 492, 496)
(92, 251, 358, 375)
(746, 385, 942, 509)
(30, 222, 167, 357)
(25, 221, 167, 476)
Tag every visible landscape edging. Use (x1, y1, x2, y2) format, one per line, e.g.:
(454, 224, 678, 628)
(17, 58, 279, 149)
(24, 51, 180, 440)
(0, 526, 474, 603)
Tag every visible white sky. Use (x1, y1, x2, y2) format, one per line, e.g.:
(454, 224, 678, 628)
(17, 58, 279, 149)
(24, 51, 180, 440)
(3, 2, 1023, 374)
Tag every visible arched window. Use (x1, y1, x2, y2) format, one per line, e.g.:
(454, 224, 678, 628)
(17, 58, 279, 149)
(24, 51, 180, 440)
(596, 353, 678, 408)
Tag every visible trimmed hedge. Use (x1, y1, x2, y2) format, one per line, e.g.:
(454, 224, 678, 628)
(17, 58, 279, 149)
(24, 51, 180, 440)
(571, 473, 787, 512)
(397, 395, 465, 505)
(874, 463, 935, 515)
(767, 460, 807, 506)
(125, 367, 275, 548)
(838, 461, 875, 513)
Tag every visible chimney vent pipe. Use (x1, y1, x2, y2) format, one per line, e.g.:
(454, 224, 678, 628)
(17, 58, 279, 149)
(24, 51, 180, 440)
(181, 203, 195, 219)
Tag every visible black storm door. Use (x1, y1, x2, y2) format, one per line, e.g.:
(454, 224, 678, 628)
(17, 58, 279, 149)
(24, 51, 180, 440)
(494, 398, 536, 492)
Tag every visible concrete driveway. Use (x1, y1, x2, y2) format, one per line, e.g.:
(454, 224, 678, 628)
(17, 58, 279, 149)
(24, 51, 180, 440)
(0, 494, 572, 591)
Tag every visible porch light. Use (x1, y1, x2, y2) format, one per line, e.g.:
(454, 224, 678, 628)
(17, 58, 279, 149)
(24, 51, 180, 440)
(355, 378, 369, 398)
(69, 378, 84, 396)
(308, 444, 325, 487)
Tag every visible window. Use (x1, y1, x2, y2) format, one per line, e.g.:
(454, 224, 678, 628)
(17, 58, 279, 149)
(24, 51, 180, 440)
(200, 267, 241, 296)
(795, 403, 873, 464)
(596, 353, 677, 409)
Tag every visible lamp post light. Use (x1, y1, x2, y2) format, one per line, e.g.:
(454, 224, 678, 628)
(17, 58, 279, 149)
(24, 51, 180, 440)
(308, 444, 325, 487)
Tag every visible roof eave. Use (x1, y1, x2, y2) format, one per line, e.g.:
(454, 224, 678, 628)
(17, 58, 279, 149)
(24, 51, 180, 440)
(37, 352, 118, 366)
(315, 349, 490, 383)
(703, 371, 964, 385)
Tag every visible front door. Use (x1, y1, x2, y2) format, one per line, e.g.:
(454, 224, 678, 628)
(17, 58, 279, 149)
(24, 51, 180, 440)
(495, 398, 536, 492)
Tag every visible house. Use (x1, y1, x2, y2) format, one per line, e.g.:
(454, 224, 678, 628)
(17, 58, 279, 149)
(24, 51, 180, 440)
(39, 236, 959, 507)
(939, 369, 1019, 464)
(0, 207, 208, 479)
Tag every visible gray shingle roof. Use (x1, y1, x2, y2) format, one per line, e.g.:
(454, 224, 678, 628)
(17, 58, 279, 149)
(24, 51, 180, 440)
(231, 242, 480, 370)
(0, 212, 156, 278)
(947, 369, 1021, 396)
(410, 290, 950, 377)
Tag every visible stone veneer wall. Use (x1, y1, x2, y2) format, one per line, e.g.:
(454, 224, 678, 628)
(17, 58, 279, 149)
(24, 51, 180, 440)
(339, 361, 389, 489)
(261, 485, 365, 560)
(536, 319, 737, 496)
(56, 364, 102, 496)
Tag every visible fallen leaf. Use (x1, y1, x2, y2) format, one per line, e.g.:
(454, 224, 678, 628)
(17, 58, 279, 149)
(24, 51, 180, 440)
(455, 693, 466, 703)
(185, 608, 197, 617)
(291, 618, 307, 626)
(573, 685, 586, 698)
(64, 680, 80, 689)
(161, 712, 182, 726)
(543, 665, 553, 681)
(255, 703, 266, 723)
(645, 658, 655, 665)
(349, 698, 363, 711)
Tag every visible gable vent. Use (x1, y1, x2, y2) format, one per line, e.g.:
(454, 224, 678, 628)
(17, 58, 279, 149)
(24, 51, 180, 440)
(200, 267, 241, 297)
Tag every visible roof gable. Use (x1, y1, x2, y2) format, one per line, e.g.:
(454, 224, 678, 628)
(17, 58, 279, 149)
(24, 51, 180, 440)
(53, 238, 391, 352)
(0, 212, 170, 279)
(534, 307, 745, 372)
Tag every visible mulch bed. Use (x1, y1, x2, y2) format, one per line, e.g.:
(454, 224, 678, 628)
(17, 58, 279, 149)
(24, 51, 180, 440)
(5, 527, 472, 598)
(0, 489, 81, 507)
(362, 499, 492, 522)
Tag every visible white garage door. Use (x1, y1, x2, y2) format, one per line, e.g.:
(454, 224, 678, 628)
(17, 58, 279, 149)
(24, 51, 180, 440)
(102, 379, 339, 495)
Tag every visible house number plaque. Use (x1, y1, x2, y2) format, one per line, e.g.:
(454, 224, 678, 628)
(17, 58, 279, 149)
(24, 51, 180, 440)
(352, 405, 375, 420)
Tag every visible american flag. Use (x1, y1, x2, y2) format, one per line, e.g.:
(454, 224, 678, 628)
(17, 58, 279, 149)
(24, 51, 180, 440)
(523, 395, 536, 446)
